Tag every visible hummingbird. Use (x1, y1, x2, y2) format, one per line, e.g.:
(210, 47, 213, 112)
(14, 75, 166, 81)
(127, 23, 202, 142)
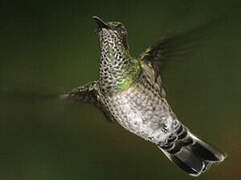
(63, 16, 226, 176)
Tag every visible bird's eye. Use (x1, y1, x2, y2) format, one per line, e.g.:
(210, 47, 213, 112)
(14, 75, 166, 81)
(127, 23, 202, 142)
(120, 30, 126, 35)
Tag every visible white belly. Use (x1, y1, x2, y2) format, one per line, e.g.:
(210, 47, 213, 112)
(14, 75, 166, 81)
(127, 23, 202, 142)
(105, 86, 176, 145)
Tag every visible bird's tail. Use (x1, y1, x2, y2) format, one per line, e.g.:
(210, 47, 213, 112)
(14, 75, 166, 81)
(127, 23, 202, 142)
(158, 126, 226, 176)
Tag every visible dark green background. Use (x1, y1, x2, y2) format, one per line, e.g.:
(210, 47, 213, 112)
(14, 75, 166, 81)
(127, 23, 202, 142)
(0, 1, 240, 180)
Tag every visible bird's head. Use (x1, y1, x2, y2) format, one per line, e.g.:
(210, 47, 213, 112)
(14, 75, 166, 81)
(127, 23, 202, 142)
(93, 16, 129, 50)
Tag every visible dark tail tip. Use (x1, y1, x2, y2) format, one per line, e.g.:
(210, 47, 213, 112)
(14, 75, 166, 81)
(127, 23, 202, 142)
(189, 133, 227, 162)
(169, 151, 204, 176)
(158, 133, 226, 176)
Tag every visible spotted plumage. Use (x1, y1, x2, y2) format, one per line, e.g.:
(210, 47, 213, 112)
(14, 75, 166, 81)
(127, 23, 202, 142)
(63, 16, 226, 176)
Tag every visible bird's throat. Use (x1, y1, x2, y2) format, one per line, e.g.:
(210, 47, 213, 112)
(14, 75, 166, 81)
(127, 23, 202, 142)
(98, 45, 139, 94)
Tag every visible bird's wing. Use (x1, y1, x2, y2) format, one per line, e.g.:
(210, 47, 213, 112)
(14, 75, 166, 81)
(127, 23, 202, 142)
(62, 81, 114, 122)
(64, 81, 99, 103)
(139, 17, 225, 97)
(139, 16, 225, 67)
(138, 26, 206, 97)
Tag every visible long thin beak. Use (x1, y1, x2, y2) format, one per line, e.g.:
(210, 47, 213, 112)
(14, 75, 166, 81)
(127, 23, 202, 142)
(92, 16, 111, 29)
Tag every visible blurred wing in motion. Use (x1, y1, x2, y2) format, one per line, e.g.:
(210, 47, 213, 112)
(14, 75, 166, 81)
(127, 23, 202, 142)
(61, 81, 100, 104)
(61, 81, 115, 122)
(139, 16, 226, 68)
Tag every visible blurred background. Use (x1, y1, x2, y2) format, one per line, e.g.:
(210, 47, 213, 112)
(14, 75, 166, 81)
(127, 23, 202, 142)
(0, 0, 240, 180)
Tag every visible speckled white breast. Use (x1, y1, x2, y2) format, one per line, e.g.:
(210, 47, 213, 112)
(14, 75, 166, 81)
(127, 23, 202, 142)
(105, 84, 178, 145)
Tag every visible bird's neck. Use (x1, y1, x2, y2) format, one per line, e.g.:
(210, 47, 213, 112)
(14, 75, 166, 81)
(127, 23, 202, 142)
(99, 45, 140, 95)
